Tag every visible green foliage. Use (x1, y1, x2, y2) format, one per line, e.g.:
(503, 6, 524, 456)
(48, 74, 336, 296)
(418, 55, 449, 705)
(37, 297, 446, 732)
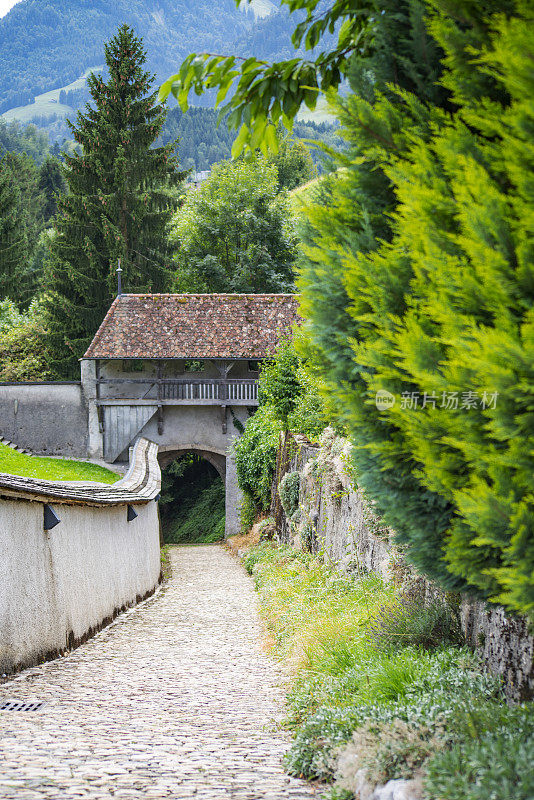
(44, 25, 186, 377)
(0, 298, 22, 331)
(279, 470, 300, 518)
(164, 479, 225, 544)
(338, 718, 448, 789)
(424, 704, 534, 800)
(259, 339, 301, 426)
(0, 298, 52, 381)
(245, 543, 528, 797)
(299, 2, 534, 618)
(259, 337, 329, 438)
(160, 0, 379, 155)
(239, 491, 258, 534)
(266, 130, 316, 191)
(0, 119, 50, 165)
(0, 156, 26, 303)
(171, 157, 297, 293)
(156, 106, 337, 172)
(0, 151, 45, 306)
(0, 441, 118, 483)
(242, 541, 278, 575)
(369, 597, 463, 652)
(233, 404, 284, 510)
(38, 156, 66, 224)
(287, 360, 329, 440)
(0, 0, 255, 115)
(160, 544, 173, 580)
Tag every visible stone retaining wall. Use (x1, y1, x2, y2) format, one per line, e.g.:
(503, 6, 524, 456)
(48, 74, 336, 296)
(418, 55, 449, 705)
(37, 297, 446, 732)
(0, 382, 88, 457)
(0, 439, 161, 676)
(272, 429, 533, 701)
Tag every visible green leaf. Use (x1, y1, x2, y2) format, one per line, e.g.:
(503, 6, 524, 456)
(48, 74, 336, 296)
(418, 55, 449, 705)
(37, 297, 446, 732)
(231, 123, 250, 159)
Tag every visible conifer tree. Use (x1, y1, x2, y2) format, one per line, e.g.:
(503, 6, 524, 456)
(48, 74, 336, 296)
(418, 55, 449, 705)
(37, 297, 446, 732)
(45, 24, 185, 377)
(39, 155, 66, 224)
(0, 152, 43, 307)
(0, 157, 26, 303)
(300, 0, 534, 618)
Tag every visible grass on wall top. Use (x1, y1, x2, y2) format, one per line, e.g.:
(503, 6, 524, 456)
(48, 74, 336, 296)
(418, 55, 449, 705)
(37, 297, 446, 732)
(0, 443, 119, 483)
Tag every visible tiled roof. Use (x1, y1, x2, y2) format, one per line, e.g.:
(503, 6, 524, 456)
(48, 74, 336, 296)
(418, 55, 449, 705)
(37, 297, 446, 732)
(84, 294, 300, 360)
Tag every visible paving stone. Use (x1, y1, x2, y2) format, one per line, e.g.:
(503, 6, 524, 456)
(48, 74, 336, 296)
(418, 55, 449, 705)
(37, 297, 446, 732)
(0, 545, 318, 800)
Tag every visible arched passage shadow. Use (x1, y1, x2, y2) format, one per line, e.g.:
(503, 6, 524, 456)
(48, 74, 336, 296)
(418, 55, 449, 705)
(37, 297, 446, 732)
(158, 449, 227, 545)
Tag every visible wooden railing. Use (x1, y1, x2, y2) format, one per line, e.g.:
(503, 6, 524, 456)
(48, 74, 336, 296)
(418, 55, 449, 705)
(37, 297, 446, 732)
(97, 378, 258, 404)
(161, 379, 257, 402)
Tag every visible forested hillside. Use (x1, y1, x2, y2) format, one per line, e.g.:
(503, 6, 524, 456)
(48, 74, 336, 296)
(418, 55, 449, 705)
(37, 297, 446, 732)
(0, 0, 296, 115)
(156, 108, 337, 171)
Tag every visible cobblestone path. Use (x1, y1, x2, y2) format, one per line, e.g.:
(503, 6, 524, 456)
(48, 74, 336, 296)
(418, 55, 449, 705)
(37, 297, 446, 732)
(0, 545, 318, 800)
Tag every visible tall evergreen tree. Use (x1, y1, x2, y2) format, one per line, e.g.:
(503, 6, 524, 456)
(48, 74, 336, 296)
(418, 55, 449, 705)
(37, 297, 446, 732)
(0, 152, 43, 307)
(0, 157, 26, 304)
(39, 155, 66, 224)
(45, 24, 185, 377)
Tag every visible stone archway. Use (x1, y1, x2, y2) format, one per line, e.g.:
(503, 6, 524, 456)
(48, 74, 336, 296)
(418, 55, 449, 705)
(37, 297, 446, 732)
(157, 444, 241, 538)
(158, 448, 226, 481)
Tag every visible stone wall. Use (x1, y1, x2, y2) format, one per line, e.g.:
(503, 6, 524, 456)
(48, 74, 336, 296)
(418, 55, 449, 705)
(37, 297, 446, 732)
(0, 382, 88, 457)
(0, 439, 161, 676)
(272, 429, 534, 701)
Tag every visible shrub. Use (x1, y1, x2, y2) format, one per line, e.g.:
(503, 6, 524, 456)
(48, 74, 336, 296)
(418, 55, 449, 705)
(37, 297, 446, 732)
(369, 597, 463, 652)
(239, 491, 257, 533)
(257, 516, 276, 540)
(259, 337, 329, 440)
(337, 718, 446, 789)
(287, 361, 329, 441)
(424, 704, 534, 800)
(233, 405, 284, 510)
(279, 470, 300, 518)
(259, 339, 302, 426)
(0, 298, 52, 381)
(284, 648, 502, 782)
(284, 705, 362, 780)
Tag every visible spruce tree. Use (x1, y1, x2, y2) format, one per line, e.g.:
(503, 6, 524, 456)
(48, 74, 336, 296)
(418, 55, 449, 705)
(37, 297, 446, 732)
(45, 24, 185, 377)
(39, 155, 66, 224)
(0, 157, 26, 304)
(0, 152, 42, 307)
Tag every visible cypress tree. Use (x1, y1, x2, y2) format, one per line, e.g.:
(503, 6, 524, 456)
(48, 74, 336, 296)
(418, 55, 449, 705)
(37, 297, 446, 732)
(45, 24, 185, 377)
(300, 0, 534, 617)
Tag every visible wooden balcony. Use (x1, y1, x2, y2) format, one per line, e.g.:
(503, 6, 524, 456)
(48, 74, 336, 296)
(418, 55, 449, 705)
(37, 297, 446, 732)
(95, 378, 259, 406)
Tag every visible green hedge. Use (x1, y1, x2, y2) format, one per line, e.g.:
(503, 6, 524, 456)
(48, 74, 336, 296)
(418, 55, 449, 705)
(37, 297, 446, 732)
(299, 2, 534, 617)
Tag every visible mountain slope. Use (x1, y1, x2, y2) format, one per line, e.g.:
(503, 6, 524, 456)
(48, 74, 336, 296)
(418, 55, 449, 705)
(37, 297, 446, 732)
(0, 0, 257, 113)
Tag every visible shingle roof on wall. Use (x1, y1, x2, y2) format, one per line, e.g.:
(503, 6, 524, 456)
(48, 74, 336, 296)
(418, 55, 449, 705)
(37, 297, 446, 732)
(84, 294, 299, 360)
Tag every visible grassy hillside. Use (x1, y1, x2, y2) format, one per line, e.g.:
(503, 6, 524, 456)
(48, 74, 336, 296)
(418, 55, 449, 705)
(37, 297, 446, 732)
(2, 67, 102, 124)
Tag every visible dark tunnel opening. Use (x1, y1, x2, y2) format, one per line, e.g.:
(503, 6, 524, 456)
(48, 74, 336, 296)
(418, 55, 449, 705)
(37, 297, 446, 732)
(159, 452, 225, 545)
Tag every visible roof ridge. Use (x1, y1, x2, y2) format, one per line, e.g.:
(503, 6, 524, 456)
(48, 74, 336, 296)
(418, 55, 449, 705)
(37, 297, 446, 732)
(118, 293, 297, 298)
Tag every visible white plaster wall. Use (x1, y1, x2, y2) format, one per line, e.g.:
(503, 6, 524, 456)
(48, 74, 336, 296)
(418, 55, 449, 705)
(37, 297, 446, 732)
(0, 497, 160, 675)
